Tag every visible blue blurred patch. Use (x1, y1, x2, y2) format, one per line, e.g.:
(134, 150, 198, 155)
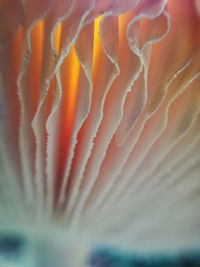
(88, 246, 200, 267)
(0, 233, 26, 258)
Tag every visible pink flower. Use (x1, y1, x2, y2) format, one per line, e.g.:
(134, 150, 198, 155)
(0, 0, 200, 265)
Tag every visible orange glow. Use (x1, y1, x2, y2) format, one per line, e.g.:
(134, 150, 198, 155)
(30, 20, 44, 93)
(65, 46, 80, 124)
(31, 21, 44, 70)
(11, 25, 23, 76)
(54, 23, 62, 55)
(55, 46, 80, 186)
(93, 15, 103, 69)
(118, 13, 127, 42)
(118, 11, 134, 50)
